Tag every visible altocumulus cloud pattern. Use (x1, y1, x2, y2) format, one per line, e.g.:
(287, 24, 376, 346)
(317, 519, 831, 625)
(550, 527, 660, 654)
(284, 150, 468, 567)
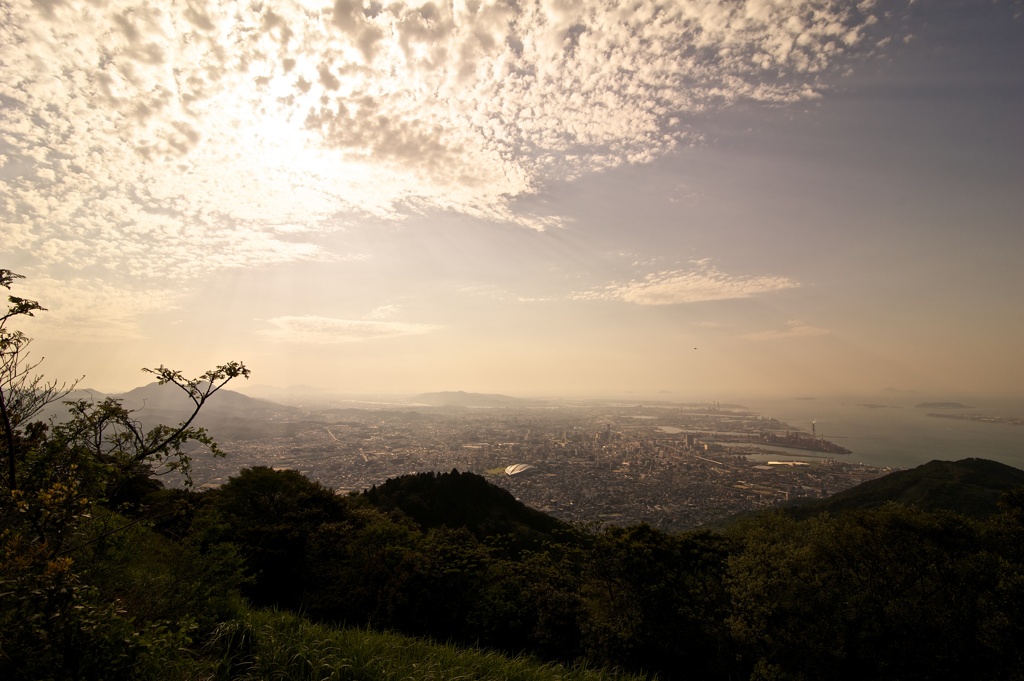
(2, 0, 906, 283)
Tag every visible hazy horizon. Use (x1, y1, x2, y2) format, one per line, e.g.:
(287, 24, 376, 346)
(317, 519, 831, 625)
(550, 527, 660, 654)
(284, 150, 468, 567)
(4, 0, 1022, 401)
(66, 380, 1024, 407)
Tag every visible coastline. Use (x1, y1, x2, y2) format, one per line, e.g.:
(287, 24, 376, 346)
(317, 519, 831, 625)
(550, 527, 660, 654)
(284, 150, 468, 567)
(736, 395, 1024, 471)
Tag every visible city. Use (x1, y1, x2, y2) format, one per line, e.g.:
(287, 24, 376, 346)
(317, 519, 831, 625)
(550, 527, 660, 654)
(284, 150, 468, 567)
(184, 399, 890, 531)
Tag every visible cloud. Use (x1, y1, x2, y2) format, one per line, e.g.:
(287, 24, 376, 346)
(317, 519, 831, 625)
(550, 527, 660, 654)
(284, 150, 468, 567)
(742, 320, 831, 341)
(367, 304, 400, 320)
(577, 262, 799, 305)
(0, 0, 905, 287)
(14, 275, 181, 341)
(262, 315, 441, 343)
(0, 0, 911, 341)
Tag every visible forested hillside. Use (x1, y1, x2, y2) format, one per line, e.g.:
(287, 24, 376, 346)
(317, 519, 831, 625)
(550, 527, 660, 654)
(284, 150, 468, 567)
(782, 457, 1024, 519)
(8, 457, 1024, 680)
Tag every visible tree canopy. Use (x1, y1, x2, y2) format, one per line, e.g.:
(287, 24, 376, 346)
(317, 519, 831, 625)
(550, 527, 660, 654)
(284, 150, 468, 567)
(1, 268, 250, 679)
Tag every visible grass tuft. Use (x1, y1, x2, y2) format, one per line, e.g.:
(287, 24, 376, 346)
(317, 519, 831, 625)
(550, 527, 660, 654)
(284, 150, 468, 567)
(194, 608, 646, 681)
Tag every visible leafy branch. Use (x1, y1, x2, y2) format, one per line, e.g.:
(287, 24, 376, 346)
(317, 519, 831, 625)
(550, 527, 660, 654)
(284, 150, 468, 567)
(1, 269, 77, 489)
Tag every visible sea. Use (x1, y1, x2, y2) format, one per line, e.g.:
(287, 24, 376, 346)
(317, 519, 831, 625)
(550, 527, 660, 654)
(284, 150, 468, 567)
(734, 395, 1024, 471)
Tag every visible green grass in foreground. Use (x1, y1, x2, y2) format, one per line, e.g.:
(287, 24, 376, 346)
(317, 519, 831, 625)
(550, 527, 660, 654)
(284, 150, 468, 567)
(196, 609, 645, 681)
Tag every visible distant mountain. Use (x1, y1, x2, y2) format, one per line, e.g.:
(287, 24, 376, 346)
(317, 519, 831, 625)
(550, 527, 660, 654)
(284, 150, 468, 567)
(785, 458, 1024, 519)
(915, 402, 974, 409)
(64, 388, 110, 402)
(32, 388, 110, 422)
(113, 381, 290, 417)
(409, 391, 536, 407)
(29, 382, 300, 442)
(97, 382, 300, 441)
(363, 469, 568, 549)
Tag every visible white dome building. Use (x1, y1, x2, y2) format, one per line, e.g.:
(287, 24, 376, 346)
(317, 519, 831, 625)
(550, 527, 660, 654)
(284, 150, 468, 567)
(504, 463, 538, 477)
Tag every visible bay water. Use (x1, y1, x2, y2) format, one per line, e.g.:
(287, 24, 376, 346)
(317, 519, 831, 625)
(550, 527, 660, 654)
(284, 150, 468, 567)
(737, 395, 1024, 471)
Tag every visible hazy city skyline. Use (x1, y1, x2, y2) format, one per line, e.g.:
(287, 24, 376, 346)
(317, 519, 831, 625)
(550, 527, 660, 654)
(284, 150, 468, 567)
(2, 0, 1022, 400)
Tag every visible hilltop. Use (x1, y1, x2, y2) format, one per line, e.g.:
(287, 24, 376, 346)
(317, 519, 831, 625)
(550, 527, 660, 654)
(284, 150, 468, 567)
(783, 457, 1024, 519)
(363, 469, 568, 549)
(113, 381, 288, 415)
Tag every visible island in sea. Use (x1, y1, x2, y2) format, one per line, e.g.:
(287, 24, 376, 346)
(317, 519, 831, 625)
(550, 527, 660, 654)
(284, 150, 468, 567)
(928, 413, 1023, 426)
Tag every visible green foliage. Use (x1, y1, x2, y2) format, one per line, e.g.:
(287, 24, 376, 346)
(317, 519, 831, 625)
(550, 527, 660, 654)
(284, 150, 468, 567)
(79, 507, 246, 632)
(1, 269, 77, 490)
(351, 524, 490, 638)
(784, 458, 1024, 520)
(206, 607, 645, 681)
(303, 503, 422, 625)
(363, 469, 568, 551)
(193, 461, 1024, 681)
(727, 504, 1023, 680)
(0, 517, 199, 681)
(199, 466, 351, 610)
(580, 524, 736, 679)
(470, 546, 587, 660)
(0, 268, 250, 680)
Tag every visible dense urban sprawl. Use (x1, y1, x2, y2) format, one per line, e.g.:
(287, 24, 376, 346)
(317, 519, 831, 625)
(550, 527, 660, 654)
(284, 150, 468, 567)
(181, 401, 888, 530)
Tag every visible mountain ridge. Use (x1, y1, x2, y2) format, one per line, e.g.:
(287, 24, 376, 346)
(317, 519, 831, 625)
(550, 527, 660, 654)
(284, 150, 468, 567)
(782, 457, 1024, 519)
(409, 391, 543, 407)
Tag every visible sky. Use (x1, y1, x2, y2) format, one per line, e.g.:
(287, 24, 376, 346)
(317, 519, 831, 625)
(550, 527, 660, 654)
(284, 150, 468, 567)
(2, 0, 1022, 400)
